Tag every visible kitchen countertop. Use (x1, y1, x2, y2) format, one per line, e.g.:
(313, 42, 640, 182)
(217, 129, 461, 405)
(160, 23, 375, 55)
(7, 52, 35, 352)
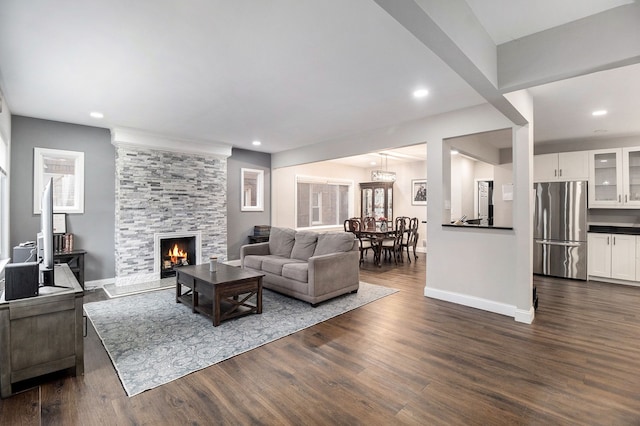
(588, 225, 640, 235)
(442, 224, 513, 231)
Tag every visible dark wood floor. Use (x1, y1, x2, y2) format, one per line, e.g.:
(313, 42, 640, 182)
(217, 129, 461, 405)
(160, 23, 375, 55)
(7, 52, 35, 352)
(2, 255, 640, 425)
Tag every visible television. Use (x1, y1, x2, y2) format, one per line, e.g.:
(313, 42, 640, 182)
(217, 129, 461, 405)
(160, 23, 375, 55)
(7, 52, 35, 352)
(37, 177, 55, 286)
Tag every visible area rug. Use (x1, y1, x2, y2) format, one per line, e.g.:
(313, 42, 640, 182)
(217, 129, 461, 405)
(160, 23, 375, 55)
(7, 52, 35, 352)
(84, 282, 397, 396)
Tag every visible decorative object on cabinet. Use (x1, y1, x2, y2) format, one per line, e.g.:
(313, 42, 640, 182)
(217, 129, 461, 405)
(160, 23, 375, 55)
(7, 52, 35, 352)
(360, 181, 393, 223)
(53, 213, 66, 234)
(411, 179, 427, 205)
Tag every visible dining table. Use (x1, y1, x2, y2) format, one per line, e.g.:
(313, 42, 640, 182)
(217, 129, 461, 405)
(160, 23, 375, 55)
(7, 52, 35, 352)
(357, 226, 399, 267)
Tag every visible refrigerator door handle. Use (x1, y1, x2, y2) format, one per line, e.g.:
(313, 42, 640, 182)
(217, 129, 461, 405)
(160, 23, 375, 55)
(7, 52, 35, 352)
(535, 240, 582, 247)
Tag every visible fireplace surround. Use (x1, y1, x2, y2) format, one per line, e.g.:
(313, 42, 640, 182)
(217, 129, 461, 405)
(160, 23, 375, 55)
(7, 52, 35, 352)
(155, 232, 202, 279)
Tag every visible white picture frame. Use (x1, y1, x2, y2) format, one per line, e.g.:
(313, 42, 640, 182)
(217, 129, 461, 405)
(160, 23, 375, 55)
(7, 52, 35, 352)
(241, 168, 264, 212)
(33, 147, 85, 214)
(53, 213, 67, 234)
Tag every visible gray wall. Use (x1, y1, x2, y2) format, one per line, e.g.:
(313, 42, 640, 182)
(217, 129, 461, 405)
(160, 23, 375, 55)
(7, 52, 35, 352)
(10, 116, 115, 282)
(227, 148, 271, 260)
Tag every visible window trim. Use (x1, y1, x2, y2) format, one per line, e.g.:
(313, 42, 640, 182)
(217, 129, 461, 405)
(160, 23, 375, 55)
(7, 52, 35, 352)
(33, 147, 85, 214)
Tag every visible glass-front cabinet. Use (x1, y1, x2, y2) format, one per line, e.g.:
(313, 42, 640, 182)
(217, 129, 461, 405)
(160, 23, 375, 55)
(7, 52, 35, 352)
(360, 182, 393, 224)
(623, 148, 640, 207)
(588, 147, 640, 208)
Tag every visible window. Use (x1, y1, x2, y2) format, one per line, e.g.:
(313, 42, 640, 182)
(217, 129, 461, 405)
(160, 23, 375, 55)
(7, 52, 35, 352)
(296, 176, 352, 228)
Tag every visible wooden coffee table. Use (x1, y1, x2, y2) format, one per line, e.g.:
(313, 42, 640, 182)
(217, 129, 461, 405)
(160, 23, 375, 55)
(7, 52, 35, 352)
(176, 263, 264, 326)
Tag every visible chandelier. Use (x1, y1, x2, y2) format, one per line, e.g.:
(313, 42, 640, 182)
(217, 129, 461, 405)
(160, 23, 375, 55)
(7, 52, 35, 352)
(371, 154, 396, 182)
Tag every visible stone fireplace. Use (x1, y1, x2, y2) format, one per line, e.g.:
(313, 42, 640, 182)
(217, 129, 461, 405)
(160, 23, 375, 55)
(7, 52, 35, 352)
(112, 129, 231, 286)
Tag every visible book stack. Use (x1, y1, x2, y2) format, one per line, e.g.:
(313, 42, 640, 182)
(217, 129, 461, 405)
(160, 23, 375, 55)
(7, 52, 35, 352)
(54, 233, 74, 253)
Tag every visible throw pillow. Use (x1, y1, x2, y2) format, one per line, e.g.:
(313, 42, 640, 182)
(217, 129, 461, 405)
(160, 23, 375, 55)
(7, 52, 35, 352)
(268, 227, 296, 257)
(290, 231, 318, 261)
(313, 232, 355, 256)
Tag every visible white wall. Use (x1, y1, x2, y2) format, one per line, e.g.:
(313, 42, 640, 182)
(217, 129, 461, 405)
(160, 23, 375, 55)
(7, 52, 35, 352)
(0, 91, 10, 145)
(493, 163, 513, 227)
(426, 102, 533, 323)
(450, 155, 475, 220)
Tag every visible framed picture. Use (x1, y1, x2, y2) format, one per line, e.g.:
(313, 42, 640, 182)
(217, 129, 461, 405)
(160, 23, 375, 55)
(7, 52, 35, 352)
(412, 179, 427, 205)
(241, 168, 264, 211)
(33, 147, 85, 214)
(53, 213, 67, 234)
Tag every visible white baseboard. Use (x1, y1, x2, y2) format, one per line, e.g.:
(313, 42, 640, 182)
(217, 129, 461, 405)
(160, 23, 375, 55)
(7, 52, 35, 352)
(84, 277, 115, 289)
(424, 286, 519, 320)
(515, 307, 535, 324)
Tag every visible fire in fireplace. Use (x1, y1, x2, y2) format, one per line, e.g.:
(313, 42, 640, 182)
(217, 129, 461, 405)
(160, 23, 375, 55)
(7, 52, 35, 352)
(160, 237, 196, 278)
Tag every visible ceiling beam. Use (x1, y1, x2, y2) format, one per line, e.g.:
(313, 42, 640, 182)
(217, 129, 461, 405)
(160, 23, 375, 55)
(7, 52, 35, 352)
(498, 2, 640, 92)
(373, 0, 528, 126)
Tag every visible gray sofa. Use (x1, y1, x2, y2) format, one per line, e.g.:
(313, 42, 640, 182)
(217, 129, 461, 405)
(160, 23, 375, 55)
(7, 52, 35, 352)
(240, 227, 360, 305)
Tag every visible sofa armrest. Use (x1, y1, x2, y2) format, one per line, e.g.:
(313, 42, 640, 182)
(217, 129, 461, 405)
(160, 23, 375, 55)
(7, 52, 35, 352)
(240, 242, 270, 267)
(308, 250, 360, 296)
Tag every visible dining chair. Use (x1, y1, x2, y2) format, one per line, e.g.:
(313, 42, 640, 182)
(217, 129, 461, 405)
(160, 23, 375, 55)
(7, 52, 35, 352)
(394, 217, 411, 260)
(363, 216, 376, 231)
(345, 218, 372, 265)
(406, 217, 419, 262)
(382, 219, 405, 265)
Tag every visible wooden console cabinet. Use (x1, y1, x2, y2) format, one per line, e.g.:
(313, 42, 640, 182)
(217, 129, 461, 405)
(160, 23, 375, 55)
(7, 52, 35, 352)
(54, 249, 86, 288)
(0, 264, 84, 398)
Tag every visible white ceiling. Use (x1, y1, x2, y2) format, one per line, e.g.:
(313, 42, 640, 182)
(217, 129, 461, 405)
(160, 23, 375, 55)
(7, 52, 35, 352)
(465, 0, 634, 44)
(0, 0, 638, 159)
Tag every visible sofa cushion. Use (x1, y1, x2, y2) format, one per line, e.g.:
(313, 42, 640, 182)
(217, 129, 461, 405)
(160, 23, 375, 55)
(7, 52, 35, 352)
(282, 262, 309, 283)
(262, 256, 305, 276)
(290, 231, 318, 261)
(313, 232, 356, 256)
(243, 255, 268, 270)
(269, 227, 296, 258)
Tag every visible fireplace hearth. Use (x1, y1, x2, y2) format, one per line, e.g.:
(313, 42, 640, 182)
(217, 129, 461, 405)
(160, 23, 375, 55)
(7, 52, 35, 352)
(160, 237, 196, 278)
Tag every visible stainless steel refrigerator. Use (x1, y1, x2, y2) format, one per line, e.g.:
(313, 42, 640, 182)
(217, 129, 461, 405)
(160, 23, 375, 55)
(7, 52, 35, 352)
(533, 181, 588, 280)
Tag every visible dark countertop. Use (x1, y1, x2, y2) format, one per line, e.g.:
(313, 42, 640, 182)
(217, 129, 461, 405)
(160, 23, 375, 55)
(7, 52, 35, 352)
(442, 224, 513, 231)
(589, 225, 640, 235)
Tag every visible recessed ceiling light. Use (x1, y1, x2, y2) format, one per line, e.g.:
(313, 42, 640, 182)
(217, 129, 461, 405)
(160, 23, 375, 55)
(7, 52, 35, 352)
(252, 140, 261, 146)
(370, 161, 377, 166)
(413, 89, 429, 98)
(89, 111, 104, 119)
(592, 110, 607, 116)
(451, 149, 459, 155)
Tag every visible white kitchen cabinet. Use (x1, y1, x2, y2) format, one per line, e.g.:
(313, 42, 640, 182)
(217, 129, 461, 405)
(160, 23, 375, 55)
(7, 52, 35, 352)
(588, 233, 636, 280)
(588, 233, 612, 277)
(534, 152, 589, 182)
(611, 234, 636, 280)
(622, 147, 640, 207)
(588, 147, 640, 208)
